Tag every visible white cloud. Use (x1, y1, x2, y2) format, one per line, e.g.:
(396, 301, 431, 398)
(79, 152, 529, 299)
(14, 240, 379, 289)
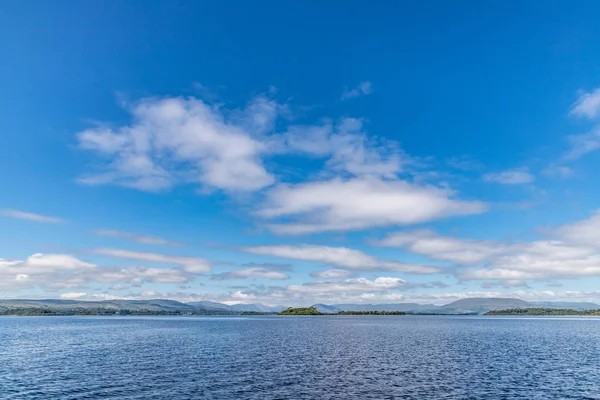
(310, 269, 354, 279)
(76, 94, 485, 236)
(242, 244, 441, 274)
(554, 210, 600, 247)
(542, 165, 573, 178)
(483, 167, 534, 185)
(93, 248, 212, 273)
(60, 292, 87, 300)
(0, 209, 64, 223)
(375, 229, 516, 265)
(570, 88, 600, 119)
(376, 210, 600, 281)
(0, 252, 206, 290)
(277, 118, 406, 178)
(258, 177, 486, 234)
(92, 229, 186, 247)
(0, 254, 94, 290)
(446, 156, 484, 171)
(288, 277, 405, 294)
(77, 96, 278, 192)
(562, 126, 600, 161)
(212, 268, 290, 280)
(0, 254, 94, 275)
(341, 81, 373, 100)
(549, 89, 600, 164)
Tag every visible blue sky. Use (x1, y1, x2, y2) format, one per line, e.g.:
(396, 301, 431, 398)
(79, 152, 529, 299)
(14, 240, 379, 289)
(2, 1, 600, 305)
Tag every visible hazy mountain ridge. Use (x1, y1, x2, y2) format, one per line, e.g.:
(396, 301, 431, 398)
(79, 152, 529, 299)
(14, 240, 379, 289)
(0, 298, 597, 315)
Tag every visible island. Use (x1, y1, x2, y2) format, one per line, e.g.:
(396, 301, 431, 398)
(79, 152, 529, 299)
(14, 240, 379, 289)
(485, 308, 600, 316)
(278, 307, 405, 316)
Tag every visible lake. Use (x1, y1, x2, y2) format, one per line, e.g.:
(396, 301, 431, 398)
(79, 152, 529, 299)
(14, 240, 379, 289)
(1, 316, 599, 399)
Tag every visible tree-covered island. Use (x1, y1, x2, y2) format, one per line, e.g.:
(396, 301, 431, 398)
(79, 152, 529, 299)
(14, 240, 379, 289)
(278, 307, 405, 316)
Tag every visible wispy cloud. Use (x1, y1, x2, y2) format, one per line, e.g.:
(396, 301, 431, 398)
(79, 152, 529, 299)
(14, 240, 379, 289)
(542, 165, 573, 179)
(570, 88, 600, 119)
(375, 229, 517, 265)
(212, 268, 290, 280)
(483, 167, 534, 185)
(288, 277, 405, 294)
(92, 248, 212, 273)
(242, 244, 441, 274)
(547, 88, 600, 170)
(0, 209, 64, 223)
(562, 126, 600, 161)
(341, 81, 373, 100)
(379, 210, 600, 281)
(310, 269, 354, 279)
(446, 156, 484, 171)
(92, 229, 186, 247)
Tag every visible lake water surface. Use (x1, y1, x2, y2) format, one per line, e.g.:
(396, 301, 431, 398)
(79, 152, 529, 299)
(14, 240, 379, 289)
(1, 316, 599, 399)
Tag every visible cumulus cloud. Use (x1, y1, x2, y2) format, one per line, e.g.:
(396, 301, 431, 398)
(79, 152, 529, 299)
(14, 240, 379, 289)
(92, 229, 186, 247)
(77, 96, 278, 192)
(242, 244, 442, 274)
(93, 248, 212, 273)
(0, 209, 64, 223)
(76, 94, 485, 235)
(341, 81, 373, 100)
(570, 88, 600, 119)
(483, 167, 534, 185)
(310, 269, 354, 279)
(258, 177, 486, 234)
(212, 267, 290, 280)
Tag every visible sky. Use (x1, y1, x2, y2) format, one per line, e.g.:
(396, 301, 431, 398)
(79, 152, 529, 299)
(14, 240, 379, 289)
(2, 1, 600, 306)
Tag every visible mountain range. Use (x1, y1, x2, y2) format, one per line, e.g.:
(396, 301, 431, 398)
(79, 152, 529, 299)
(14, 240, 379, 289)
(1, 297, 598, 315)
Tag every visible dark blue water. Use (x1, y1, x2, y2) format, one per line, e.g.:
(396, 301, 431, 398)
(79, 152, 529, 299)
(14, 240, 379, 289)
(1, 316, 599, 399)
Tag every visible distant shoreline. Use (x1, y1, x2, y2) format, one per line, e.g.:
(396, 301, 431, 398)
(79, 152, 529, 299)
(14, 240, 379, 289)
(485, 308, 600, 316)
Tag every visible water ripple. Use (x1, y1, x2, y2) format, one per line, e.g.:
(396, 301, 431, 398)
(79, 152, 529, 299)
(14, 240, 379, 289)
(0, 316, 599, 399)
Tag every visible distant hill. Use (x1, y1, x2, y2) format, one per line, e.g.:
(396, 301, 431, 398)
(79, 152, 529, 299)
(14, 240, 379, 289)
(0, 299, 282, 315)
(324, 298, 544, 315)
(2, 298, 598, 316)
(0, 299, 199, 314)
(438, 298, 532, 314)
(532, 301, 600, 311)
(312, 304, 342, 314)
(187, 301, 232, 311)
(228, 303, 285, 313)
